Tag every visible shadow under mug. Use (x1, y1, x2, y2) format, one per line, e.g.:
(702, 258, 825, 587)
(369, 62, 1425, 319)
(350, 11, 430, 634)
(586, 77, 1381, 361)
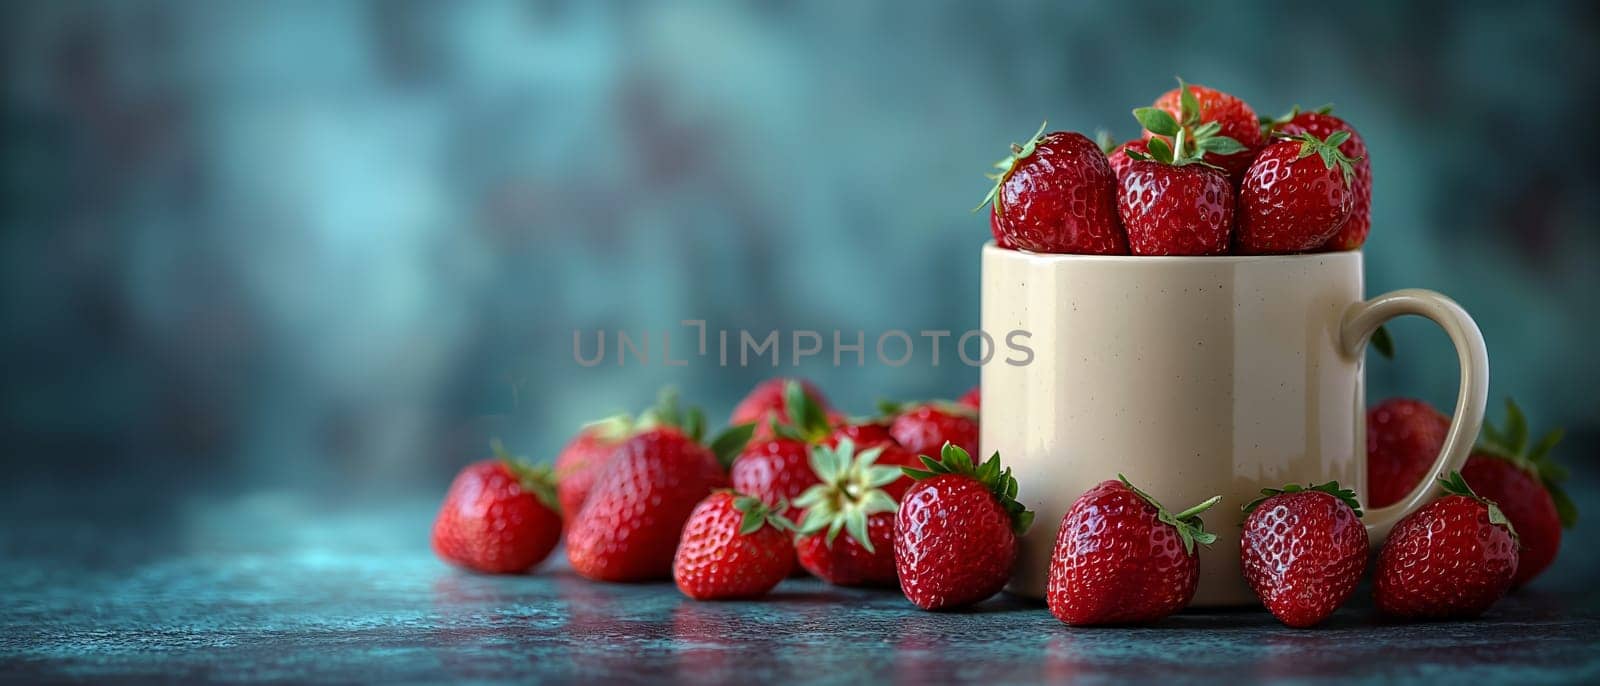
(979, 243, 1488, 607)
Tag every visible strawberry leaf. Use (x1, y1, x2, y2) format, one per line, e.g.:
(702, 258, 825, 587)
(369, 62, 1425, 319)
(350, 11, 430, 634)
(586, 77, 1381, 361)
(709, 422, 757, 469)
(1133, 107, 1181, 137)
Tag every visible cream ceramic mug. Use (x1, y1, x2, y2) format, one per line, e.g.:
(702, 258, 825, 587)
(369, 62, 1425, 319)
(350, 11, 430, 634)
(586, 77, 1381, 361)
(979, 243, 1489, 607)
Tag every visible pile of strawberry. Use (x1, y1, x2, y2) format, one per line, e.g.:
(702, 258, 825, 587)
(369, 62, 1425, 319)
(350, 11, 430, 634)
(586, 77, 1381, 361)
(981, 78, 1371, 256)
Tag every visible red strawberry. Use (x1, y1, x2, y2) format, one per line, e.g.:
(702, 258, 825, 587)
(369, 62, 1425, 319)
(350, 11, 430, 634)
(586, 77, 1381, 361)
(731, 437, 816, 511)
(988, 209, 1012, 249)
(886, 401, 979, 464)
(1236, 132, 1359, 254)
(432, 443, 562, 574)
(1267, 108, 1372, 251)
(957, 385, 980, 409)
(1374, 472, 1518, 620)
(1143, 79, 1263, 178)
(978, 123, 1127, 255)
(1118, 93, 1243, 255)
(1367, 398, 1450, 508)
(566, 392, 750, 582)
(554, 413, 633, 524)
(895, 444, 1034, 610)
(1106, 139, 1149, 181)
(1047, 476, 1220, 626)
(673, 491, 796, 600)
(1240, 482, 1369, 628)
(1461, 399, 1575, 587)
(792, 439, 903, 586)
(730, 377, 832, 431)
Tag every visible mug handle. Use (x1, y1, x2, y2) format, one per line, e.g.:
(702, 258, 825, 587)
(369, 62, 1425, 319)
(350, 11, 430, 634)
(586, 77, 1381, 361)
(1339, 288, 1489, 544)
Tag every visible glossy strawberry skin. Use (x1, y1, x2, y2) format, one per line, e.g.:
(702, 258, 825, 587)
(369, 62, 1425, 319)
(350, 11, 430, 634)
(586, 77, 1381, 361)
(1145, 84, 1263, 178)
(1106, 140, 1149, 181)
(730, 438, 819, 512)
(795, 512, 898, 587)
(958, 385, 980, 409)
(432, 461, 561, 574)
(989, 209, 1012, 249)
(673, 492, 795, 600)
(895, 475, 1017, 610)
(889, 405, 979, 463)
(1463, 454, 1561, 587)
(1117, 161, 1234, 256)
(1276, 112, 1371, 251)
(1367, 398, 1450, 508)
(566, 428, 728, 582)
(993, 132, 1128, 255)
(1240, 491, 1368, 627)
(554, 428, 623, 526)
(1374, 495, 1518, 619)
(823, 424, 920, 501)
(1047, 480, 1199, 625)
(730, 378, 831, 428)
(1237, 140, 1354, 254)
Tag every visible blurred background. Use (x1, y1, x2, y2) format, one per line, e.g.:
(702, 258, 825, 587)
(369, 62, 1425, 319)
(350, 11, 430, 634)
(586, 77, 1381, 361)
(2, 1, 1597, 572)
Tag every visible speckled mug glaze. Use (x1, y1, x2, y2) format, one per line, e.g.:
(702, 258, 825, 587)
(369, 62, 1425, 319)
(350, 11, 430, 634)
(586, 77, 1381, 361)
(979, 244, 1489, 607)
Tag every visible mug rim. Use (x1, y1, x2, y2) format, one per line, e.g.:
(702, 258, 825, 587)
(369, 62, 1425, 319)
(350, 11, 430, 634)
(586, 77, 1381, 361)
(983, 241, 1362, 264)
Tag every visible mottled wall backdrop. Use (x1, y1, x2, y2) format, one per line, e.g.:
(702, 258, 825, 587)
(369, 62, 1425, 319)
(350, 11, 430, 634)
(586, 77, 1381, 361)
(3, 1, 1597, 498)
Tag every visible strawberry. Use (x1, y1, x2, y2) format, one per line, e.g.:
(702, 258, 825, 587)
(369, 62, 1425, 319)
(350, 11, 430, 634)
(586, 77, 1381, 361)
(1047, 476, 1220, 626)
(1143, 79, 1263, 178)
(730, 377, 832, 433)
(566, 391, 752, 582)
(1118, 94, 1243, 256)
(895, 444, 1034, 610)
(977, 122, 1128, 255)
(1366, 398, 1450, 508)
(884, 401, 980, 464)
(1236, 132, 1360, 254)
(1462, 399, 1575, 587)
(957, 385, 980, 409)
(1106, 139, 1149, 181)
(554, 413, 633, 525)
(1240, 482, 1368, 628)
(730, 382, 837, 512)
(432, 442, 562, 574)
(673, 491, 796, 600)
(1266, 107, 1372, 251)
(1374, 472, 1518, 620)
(988, 209, 1012, 249)
(792, 439, 903, 586)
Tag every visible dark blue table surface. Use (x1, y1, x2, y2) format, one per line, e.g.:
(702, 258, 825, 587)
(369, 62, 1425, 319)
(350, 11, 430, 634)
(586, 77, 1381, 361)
(4, 491, 1599, 685)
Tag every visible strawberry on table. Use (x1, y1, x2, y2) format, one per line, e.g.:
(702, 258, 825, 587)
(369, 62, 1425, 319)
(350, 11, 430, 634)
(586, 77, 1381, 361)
(554, 413, 633, 525)
(1265, 106, 1372, 251)
(1047, 476, 1220, 626)
(894, 444, 1034, 610)
(1105, 139, 1149, 181)
(432, 441, 562, 574)
(1117, 92, 1244, 256)
(792, 439, 904, 587)
(884, 400, 979, 464)
(730, 378, 833, 437)
(673, 491, 797, 600)
(978, 122, 1128, 255)
(731, 381, 836, 512)
(1240, 482, 1369, 628)
(1143, 79, 1263, 178)
(1236, 131, 1360, 254)
(1462, 399, 1575, 587)
(567, 391, 754, 582)
(1367, 398, 1451, 509)
(1374, 472, 1518, 620)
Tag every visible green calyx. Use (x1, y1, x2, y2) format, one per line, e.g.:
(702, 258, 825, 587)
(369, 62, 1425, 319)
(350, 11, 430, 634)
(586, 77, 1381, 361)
(1242, 481, 1363, 519)
(1118, 473, 1220, 556)
(579, 412, 635, 442)
(974, 120, 1048, 213)
(1128, 77, 1246, 169)
(792, 438, 902, 553)
(730, 492, 797, 536)
(1287, 130, 1361, 187)
(1477, 398, 1575, 528)
(1258, 103, 1335, 137)
(767, 380, 833, 443)
(1438, 471, 1519, 539)
(637, 387, 755, 469)
(902, 442, 1034, 536)
(492, 439, 560, 512)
